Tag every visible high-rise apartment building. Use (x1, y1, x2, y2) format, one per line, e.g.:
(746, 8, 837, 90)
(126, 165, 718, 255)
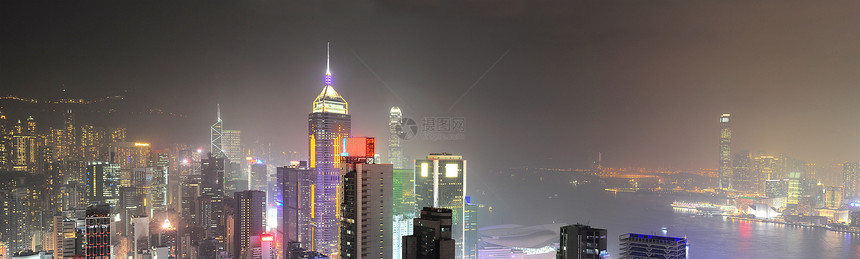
(339, 151, 393, 259)
(402, 207, 456, 259)
(308, 43, 351, 257)
(235, 190, 267, 258)
(414, 153, 469, 258)
(619, 233, 686, 259)
(557, 224, 607, 259)
(719, 113, 732, 190)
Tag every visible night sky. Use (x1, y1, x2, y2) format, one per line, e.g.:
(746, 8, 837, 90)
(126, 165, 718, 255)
(4, 0, 860, 173)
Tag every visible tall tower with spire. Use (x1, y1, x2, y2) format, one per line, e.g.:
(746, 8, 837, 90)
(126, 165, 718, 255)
(308, 42, 351, 257)
(211, 104, 226, 158)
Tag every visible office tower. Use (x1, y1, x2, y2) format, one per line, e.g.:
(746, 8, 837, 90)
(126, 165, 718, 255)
(732, 152, 756, 194)
(279, 164, 316, 255)
(719, 114, 732, 190)
(133, 216, 151, 258)
(110, 142, 151, 170)
(619, 233, 686, 259)
(235, 190, 267, 258)
(392, 168, 415, 259)
(402, 207, 456, 259)
(199, 154, 227, 254)
(825, 186, 843, 209)
(389, 107, 403, 169)
(223, 130, 242, 162)
(414, 153, 467, 258)
(202, 154, 227, 197)
(308, 43, 351, 257)
(463, 197, 478, 259)
(211, 105, 226, 158)
(844, 162, 859, 198)
(152, 152, 170, 213)
(85, 204, 111, 259)
(787, 170, 802, 206)
(557, 224, 607, 259)
(85, 161, 120, 205)
(339, 144, 393, 259)
(251, 162, 267, 191)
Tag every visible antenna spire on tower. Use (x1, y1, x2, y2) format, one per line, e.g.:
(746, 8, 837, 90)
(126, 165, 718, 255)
(325, 42, 333, 85)
(217, 104, 221, 121)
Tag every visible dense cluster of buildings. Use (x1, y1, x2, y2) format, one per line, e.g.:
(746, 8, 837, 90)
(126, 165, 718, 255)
(0, 44, 480, 259)
(716, 114, 860, 226)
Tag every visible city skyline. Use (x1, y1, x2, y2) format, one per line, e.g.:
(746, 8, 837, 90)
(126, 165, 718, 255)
(5, 1, 860, 258)
(7, 2, 860, 172)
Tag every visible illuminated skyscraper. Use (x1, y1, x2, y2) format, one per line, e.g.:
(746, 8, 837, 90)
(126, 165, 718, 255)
(308, 42, 350, 257)
(719, 114, 732, 190)
(414, 153, 468, 259)
(280, 163, 316, 256)
(389, 107, 403, 169)
(235, 190, 267, 258)
(223, 130, 242, 163)
(85, 161, 120, 205)
(843, 162, 859, 198)
(463, 197, 478, 259)
(732, 151, 759, 194)
(211, 105, 226, 159)
(392, 168, 415, 259)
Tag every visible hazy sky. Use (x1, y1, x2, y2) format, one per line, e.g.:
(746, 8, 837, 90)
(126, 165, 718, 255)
(4, 0, 860, 173)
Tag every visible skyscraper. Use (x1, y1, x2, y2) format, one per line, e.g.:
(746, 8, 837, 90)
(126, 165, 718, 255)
(719, 113, 732, 190)
(843, 162, 859, 198)
(222, 130, 242, 163)
(463, 197, 478, 259)
(557, 224, 607, 259)
(389, 107, 403, 169)
(235, 190, 267, 258)
(250, 162, 268, 191)
(414, 153, 468, 259)
(308, 43, 351, 257)
(392, 168, 415, 259)
(339, 154, 393, 259)
(211, 104, 226, 159)
(732, 151, 756, 194)
(279, 164, 316, 256)
(402, 207, 456, 259)
(85, 161, 120, 205)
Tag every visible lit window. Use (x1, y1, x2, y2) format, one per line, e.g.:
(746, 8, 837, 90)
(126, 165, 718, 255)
(445, 163, 458, 178)
(421, 163, 429, 177)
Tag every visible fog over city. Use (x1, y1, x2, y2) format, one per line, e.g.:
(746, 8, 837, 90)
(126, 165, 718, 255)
(4, 1, 860, 258)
